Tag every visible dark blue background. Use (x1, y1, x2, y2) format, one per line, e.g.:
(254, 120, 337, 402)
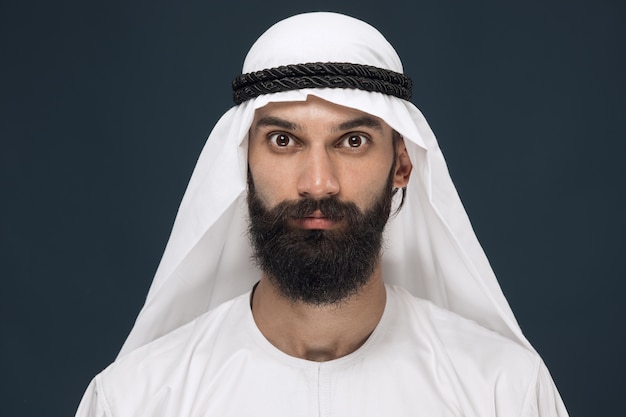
(1, 1, 624, 415)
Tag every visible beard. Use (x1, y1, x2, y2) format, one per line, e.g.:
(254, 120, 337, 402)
(246, 172, 394, 306)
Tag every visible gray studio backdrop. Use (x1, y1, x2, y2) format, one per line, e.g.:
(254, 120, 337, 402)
(1, 1, 624, 416)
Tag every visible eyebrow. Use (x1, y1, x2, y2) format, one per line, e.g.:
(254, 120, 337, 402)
(253, 116, 300, 132)
(254, 115, 384, 133)
(335, 116, 383, 132)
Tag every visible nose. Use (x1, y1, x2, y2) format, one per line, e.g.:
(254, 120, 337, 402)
(296, 147, 340, 199)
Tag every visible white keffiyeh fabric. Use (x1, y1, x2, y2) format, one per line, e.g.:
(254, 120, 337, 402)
(108, 11, 565, 413)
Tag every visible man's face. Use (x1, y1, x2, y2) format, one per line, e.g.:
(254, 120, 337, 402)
(247, 95, 411, 305)
(248, 95, 403, 217)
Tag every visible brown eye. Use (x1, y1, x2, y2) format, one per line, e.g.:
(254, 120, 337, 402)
(339, 134, 368, 149)
(347, 135, 363, 147)
(269, 133, 293, 147)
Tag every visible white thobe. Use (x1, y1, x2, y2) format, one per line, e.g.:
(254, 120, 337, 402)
(76, 285, 566, 417)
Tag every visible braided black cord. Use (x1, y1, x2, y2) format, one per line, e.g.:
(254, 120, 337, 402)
(232, 62, 412, 104)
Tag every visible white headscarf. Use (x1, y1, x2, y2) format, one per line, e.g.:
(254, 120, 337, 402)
(119, 12, 528, 356)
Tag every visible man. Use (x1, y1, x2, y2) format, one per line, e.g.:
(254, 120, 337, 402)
(76, 12, 568, 416)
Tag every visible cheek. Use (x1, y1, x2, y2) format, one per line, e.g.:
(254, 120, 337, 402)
(248, 160, 292, 208)
(362, 177, 390, 208)
(339, 162, 392, 208)
(248, 142, 273, 204)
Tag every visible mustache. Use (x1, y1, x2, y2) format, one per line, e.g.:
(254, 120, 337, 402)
(258, 196, 362, 225)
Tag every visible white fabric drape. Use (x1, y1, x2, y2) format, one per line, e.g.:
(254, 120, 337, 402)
(110, 12, 566, 412)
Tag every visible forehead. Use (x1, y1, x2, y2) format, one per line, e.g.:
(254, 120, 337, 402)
(251, 95, 391, 133)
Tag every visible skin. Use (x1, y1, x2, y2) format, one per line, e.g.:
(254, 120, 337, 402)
(248, 95, 412, 361)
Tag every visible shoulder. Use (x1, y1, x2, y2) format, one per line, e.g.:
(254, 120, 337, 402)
(386, 285, 542, 414)
(92, 293, 251, 416)
(387, 284, 537, 361)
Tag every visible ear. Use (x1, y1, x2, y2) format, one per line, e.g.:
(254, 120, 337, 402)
(393, 137, 412, 188)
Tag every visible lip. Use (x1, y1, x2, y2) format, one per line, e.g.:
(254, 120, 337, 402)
(293, 210, 339, 230)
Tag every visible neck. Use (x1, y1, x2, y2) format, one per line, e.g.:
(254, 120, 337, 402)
(251, 265, 386, 362)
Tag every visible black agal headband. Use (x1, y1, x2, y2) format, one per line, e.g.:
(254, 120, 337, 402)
(232, 62, 412, 105)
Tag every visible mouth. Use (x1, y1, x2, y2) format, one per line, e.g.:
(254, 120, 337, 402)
(292, 210, 341, 230)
